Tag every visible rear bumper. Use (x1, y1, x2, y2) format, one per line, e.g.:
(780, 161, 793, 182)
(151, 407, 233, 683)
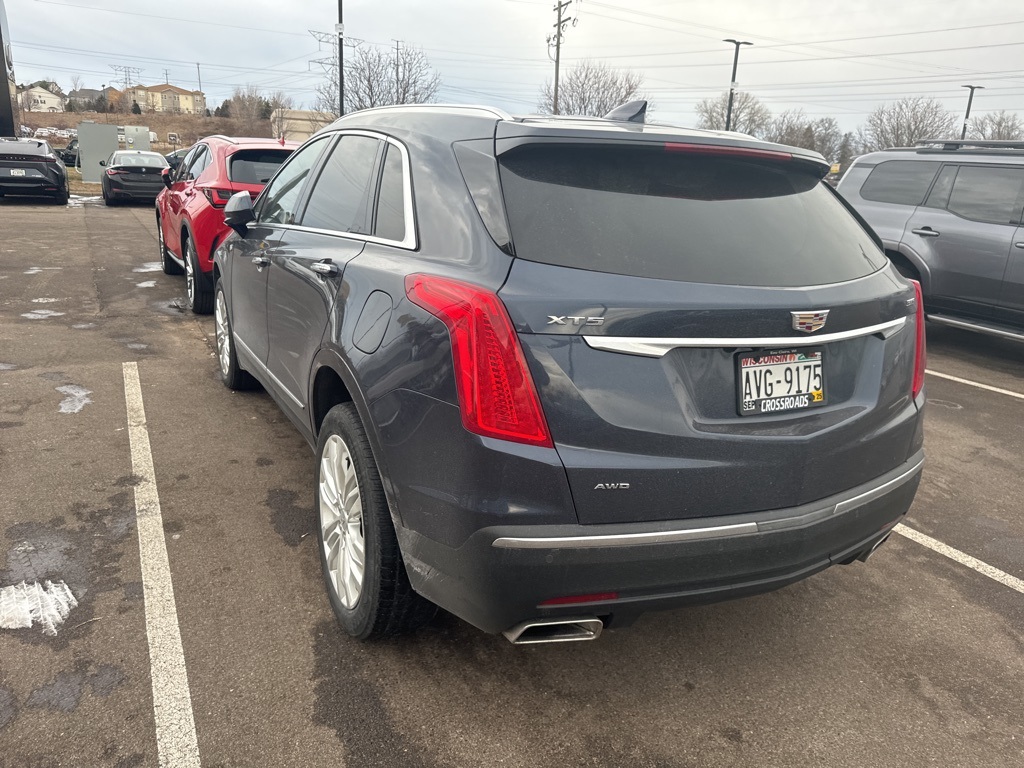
(397, 451, 924, 634)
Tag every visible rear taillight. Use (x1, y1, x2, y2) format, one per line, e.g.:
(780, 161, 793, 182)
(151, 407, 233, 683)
(405, 274, 553, 448)
(202, 188, 234, 208)
(105, 168, 124, 176)
(910, 279, 926, 399)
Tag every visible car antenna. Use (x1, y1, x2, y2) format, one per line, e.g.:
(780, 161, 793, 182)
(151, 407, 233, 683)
(603, 100, 647, 123)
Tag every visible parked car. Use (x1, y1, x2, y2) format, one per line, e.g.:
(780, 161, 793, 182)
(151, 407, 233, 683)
(156, 135, 297, 313)
(59, 137, 79, 166)
(0, 137, 69, 204)
(838, 139, 1024, 342)
(164, 146, 191, 171)
(212, 104, 927, 644)
(99, 149, 168, 206)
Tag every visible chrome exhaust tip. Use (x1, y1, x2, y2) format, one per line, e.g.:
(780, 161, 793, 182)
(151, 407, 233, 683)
(502, 617, 604, 645)
(857, 533, 892, 562)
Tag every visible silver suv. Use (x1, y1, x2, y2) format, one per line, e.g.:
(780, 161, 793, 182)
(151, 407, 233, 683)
(838, 140, 1024, 342)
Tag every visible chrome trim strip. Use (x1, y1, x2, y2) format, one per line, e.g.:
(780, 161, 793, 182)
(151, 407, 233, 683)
(232, 333, 305, 410)
(582, 317, 906, 357)
(927, 314, 1024, 343)
(833, 457, 924, 514)
(492, 522, 759, 549)
(492, 457, 923, 550)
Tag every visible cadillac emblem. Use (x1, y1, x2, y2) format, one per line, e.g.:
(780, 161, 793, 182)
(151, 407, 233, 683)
(791, 310, 830, 333)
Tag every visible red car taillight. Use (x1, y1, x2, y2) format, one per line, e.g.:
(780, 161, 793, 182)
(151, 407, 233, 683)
(105, 168, 125, 176)
(405, 274, 553, 448)
(910, 279, 926, 399)
(202, 188, 234, 208)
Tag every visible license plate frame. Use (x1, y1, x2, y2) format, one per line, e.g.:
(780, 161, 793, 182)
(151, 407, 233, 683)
(736, 348, 826, 417)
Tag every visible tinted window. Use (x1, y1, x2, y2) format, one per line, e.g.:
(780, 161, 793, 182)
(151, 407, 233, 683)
(373, 145, 405, 242)
(860, 160, 939, 205)
(182, 145, 209, 180)
(946, 166, 1024, 225)
(498, 144, 886, 287)
(301, 135, 379, 233)
(258, 136, 330, 226)
(112, 152, 167, 168)
(228, 149, 293, 185)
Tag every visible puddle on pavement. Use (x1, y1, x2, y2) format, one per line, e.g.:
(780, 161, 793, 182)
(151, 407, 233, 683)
(21, 310, 66, 320)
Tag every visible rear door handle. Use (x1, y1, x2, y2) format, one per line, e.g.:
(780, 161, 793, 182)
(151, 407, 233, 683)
(1015, 242, 1024, 249)
(251, 256, 270, 267)
(912, 227, 940, 237)
(310, 261, 339, 277)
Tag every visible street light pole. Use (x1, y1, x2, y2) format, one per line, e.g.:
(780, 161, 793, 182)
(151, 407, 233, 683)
(337, 0, 344, 116)
(723, 39, 752, 132)
(960, 84, 984, 140)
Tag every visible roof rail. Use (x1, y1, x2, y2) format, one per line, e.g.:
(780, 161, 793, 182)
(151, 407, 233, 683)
(916, 138, 1024, 151)
(200, 134, 238, 145)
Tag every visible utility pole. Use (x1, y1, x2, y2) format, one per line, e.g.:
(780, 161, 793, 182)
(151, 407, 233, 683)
(195, 63, 202, 93)
(723, 39, 752, 132)
(393, 39, 401, 102)
(110, 64, 142, 92)
(961, 84, 984, 140)
(337, 0, 345, 115)
(548, 0, 572, 115)
(163, 68, 170, 84)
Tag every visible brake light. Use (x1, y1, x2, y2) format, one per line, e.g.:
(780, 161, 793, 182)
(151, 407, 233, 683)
(105, 168, 125, 176)
(202, 188, 234, 208)
(910, 279, 926, 399)
(664, 142, 793, 161)
(405, 274, 553, 448)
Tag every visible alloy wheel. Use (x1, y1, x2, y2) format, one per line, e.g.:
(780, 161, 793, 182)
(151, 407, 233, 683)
(319, 435, 366, 609)
(214, 290, 231, 376)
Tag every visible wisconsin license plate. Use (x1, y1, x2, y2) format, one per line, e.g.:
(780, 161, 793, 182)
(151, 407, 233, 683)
(737, 349, 826, 416)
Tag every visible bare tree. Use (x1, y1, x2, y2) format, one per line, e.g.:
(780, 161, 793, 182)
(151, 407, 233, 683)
(969, 110, 1024, 141)
(695, 91, 772, 137)
(763, 109, 809, 146)
(809, 117, 843, 162)
(69, 74, 84, 95)
(316, 44, 440, 118)
(537, 60, 649, 117)
(231, 85, 267, 135)
(861, 96, 956, 151)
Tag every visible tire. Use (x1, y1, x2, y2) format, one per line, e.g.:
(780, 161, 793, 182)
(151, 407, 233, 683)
(53, 181, 69, 206)
(102, 185, 115, 206)
(214, 280, 257, 390)
(184, 235, 214, 314)
(157, 215, 184, 275)
(316, 403, 436, 640)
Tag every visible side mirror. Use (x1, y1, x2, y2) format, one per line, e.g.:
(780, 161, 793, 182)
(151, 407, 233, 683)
(224, 191, 255, 235)
(161, 167, 173, 189)
(98, 160, 106, 167)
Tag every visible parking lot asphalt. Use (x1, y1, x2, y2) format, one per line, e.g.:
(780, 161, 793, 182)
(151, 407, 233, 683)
(1, 198, 1022, 768)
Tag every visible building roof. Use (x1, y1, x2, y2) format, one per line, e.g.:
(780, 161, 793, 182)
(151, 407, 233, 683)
(136, 84, 204, 96)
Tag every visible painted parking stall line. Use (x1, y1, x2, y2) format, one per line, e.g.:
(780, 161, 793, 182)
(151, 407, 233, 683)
(926, 369, 1024, 401)
(123, 362, 202, 768)
(894, 524, 1024, 595)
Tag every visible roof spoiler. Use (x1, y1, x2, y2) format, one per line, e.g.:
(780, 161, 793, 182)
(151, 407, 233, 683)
(603, 100, 647, 124)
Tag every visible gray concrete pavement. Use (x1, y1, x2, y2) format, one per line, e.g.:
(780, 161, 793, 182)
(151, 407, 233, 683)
(1, 199, 1022, 767)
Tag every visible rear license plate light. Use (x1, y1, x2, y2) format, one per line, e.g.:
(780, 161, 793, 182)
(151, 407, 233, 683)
(737, 348, 826, 416)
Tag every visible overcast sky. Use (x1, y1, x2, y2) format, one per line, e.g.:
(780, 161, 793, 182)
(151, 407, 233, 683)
(7, 0, 1024, 131)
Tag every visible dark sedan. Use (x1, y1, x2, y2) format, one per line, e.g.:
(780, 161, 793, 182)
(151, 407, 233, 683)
(0, 137, 69, 204)
(100, 150, 168, 206)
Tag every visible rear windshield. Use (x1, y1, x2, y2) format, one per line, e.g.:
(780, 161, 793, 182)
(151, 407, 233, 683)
(113, 153, 168, 168)
(498, 144, 886, 286)
(229, 150, 293, 185)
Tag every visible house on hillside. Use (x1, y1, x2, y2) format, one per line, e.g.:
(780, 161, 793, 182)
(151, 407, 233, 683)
(125, 84, 207, 115)
(67, 85, 121, 108)
(18, 85, 65, 112)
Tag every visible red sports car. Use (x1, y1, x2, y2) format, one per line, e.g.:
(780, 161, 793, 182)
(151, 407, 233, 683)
(156, 135, 298, 313)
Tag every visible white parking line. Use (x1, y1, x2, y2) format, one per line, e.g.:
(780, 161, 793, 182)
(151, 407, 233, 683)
(123, 362, 201, 768)
(894, 523, 1024, 595)
(926, 369, 1024, 400)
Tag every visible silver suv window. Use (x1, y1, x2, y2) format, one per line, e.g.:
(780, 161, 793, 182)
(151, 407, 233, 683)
(859, 160, 940, 206)
(945, 166, 1024, 225)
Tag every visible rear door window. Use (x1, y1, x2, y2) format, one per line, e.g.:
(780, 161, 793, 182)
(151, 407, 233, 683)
(498, 143, 886, 287)
(945, 166, 1024, 225)
(860, 160, 940, 205)
(372, 144, 406, 242)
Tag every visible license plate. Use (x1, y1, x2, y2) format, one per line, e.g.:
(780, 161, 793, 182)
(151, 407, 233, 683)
(737, 349, 826, 416)
(10, 169, 25, 176)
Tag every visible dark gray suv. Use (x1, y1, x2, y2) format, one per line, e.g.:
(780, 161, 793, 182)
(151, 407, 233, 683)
(212, 104, 926, 644)
(838, 140, 1024, 343)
